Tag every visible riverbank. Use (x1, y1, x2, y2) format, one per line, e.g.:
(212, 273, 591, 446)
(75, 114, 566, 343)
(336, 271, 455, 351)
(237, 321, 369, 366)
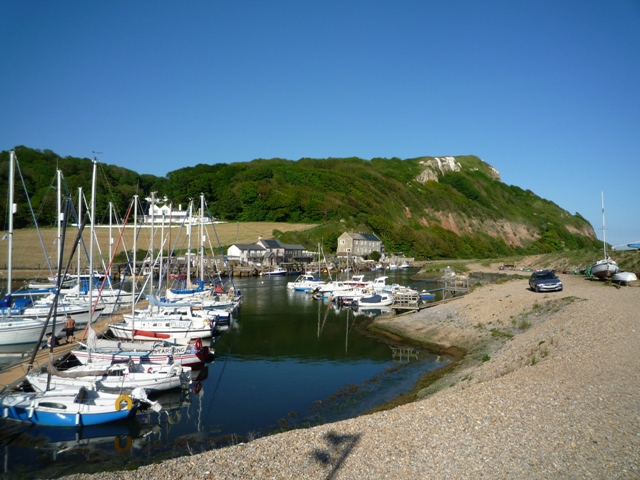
(64, 271, 639, 479)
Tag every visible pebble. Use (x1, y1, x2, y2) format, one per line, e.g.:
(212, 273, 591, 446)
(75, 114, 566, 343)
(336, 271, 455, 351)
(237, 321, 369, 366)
(62, 274, 640, 479)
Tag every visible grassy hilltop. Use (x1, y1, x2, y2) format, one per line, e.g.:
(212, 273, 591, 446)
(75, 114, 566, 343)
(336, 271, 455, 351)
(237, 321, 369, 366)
(1, 147, 600, 261)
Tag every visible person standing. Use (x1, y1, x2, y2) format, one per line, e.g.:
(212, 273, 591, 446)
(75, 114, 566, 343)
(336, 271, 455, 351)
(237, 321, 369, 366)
(65, 314, 76, 344)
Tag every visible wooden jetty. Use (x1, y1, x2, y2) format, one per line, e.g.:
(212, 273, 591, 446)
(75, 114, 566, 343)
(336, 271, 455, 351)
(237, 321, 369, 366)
(391, 277, 470, 315)
(0, 304, 145, 394)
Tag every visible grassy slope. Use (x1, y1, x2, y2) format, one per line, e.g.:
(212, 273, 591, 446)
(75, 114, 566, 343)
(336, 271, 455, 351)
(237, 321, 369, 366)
(1, 222, 316, 270)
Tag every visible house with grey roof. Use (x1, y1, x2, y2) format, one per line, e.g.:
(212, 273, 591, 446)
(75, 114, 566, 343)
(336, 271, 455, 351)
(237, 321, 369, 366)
(227, 237, 313, 266)
(337, 232, 384, 257)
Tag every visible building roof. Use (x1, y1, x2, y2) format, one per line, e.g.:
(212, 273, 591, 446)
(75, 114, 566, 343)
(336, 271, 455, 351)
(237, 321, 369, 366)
(259, 239, 283, 249)
(231, 244, 266, 251)
(341, 232, 381, 242)
(282, 243, 307, 251)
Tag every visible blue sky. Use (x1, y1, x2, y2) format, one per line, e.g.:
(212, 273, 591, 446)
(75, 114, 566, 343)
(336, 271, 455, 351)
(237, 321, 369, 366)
(1, 1, 639, 248)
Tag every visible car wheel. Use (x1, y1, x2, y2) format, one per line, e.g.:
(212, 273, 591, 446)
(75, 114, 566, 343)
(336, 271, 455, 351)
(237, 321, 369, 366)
(535, 285, 540, 293)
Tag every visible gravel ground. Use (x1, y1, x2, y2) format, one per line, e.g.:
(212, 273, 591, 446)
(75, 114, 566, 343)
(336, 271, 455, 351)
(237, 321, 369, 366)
(63, 271, 640, 480)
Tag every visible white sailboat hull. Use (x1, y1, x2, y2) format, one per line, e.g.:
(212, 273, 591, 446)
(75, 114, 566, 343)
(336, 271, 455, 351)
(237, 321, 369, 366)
(0, 318, 48, 346)
(590, 259, 619, 279)
(27, 362, 190, 394)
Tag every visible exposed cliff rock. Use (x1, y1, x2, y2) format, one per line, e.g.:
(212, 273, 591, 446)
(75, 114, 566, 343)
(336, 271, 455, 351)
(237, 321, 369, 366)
(416, 156, 501, 183)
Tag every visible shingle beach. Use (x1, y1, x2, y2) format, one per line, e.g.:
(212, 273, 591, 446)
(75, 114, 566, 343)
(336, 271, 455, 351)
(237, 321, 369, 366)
(64, 270, 640, 479)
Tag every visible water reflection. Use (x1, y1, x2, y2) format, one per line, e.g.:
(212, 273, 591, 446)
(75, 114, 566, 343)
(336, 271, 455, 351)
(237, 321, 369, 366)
(0, 269, 451, 477)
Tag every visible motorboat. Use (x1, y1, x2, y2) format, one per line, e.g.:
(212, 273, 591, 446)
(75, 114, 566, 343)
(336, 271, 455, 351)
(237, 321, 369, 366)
(262, 267, 288, 276)
(356, 292, 394, 308)
(287, 274, 325, 292)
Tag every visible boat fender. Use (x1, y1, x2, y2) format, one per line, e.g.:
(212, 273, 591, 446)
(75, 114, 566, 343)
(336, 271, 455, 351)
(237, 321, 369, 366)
(147, 367, 153, 374)
(115, 395, 133, 411)
(194, 338, 203, 351)
(114, 435, 132, 452)
(193, 382, 202, 395)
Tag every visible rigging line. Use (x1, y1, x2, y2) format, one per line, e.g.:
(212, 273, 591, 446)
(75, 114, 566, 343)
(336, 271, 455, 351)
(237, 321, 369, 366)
(14, 157, 55, 276)
(87, 199, 135, 320)
(97, 162, 125, 218)
(204, 200, 236, 291)
(163, 207, 191, 290)
(131, 196, 149, 304)
(27, 198, 86, 373)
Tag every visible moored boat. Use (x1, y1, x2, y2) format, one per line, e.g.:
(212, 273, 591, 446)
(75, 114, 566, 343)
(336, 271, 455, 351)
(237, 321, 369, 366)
(26, 360, 191, 394)
(262, 266, 288, 276)
(356, 292, 394, 308)
(0, 386, 142, 427)
(287, 274, 325, 291)
(72, 326, 213, 368)
(109, 301, 219, 343)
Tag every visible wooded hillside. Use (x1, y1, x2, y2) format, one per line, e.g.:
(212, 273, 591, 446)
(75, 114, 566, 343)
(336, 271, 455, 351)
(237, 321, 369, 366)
(1, 147, 599, 260)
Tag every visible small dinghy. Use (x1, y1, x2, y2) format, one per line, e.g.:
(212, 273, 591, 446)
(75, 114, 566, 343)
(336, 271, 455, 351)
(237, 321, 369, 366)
(611, 271, 638, 285)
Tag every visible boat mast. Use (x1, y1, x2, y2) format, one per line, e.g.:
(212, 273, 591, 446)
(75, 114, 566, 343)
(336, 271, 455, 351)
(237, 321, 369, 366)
(6, 151, 15, 296)
(150, 192, 155, 295)
(108, 202, 113, 265)
(159, 209, 165, 292)
(77, 187, 82, 282)
(200, 194, 205, 285)
(132, 195, 138, 318)
(186, 200, 193, 289)
(601, 192, 608, 259)
(89, 159, 97, 316)
(56, 168, 62, 274)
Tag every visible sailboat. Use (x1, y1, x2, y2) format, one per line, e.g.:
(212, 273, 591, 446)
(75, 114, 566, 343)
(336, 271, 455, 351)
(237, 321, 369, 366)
(6, 165, 106, 326)
(0, 151, 50, 346)
(590, 192, 619, 279)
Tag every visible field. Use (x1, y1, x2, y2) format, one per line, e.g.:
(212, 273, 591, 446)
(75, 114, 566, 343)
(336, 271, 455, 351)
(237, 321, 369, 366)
(0, 222, 316, 271)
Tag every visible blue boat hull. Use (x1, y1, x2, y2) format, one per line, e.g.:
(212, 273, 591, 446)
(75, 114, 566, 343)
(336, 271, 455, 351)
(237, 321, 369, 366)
(2, 405, 136, 427)
(1, 389, 138, 427)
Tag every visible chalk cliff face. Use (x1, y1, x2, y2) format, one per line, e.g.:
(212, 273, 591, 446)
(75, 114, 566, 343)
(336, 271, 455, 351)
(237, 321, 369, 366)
(415, 156, 501, 183)
(406, 155, 596, 246)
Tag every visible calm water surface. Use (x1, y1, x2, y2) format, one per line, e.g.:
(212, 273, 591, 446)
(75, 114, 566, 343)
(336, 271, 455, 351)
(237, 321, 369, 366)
(0, 269, 448, 478)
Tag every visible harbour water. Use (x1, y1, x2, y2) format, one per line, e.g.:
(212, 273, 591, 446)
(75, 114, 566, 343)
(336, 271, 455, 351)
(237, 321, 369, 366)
(0, 269, 449, 479)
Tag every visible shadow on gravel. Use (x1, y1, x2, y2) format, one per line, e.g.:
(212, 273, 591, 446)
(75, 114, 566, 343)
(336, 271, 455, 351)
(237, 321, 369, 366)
(312, 431, 361, 480)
